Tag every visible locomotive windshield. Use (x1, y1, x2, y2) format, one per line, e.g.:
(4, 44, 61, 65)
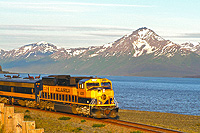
(101, 82, 111, 89)
(86, 83, 99, 89)
(86, 82, 111, 90)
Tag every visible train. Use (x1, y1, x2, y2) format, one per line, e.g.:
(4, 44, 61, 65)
(0, 75, 118, 118)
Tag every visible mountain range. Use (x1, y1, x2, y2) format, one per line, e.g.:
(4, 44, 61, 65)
(1, 27, 200, 77)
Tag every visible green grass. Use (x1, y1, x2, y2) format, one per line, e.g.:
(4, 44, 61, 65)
(58, 117, 71, 120)
(130, 131, 143, 133)
(24, 115, 31, 119)
(25, 110, 30, 113)
(81, 119, 86, 123)
(71, 127, 82, 132)
(92, 124, 105, 127)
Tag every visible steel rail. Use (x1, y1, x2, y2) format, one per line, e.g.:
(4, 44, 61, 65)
(102, 119, 184, 133)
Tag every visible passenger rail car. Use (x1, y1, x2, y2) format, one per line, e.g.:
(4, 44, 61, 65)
(0, 78, 41, 107)
(0, 75, 118, 118)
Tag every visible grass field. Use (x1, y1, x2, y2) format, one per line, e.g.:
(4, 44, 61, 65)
(14, 107, 135, 133)
(13, 107, 200, 133)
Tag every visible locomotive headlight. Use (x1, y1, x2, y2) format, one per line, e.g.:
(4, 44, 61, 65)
(103, 89, 105, 93)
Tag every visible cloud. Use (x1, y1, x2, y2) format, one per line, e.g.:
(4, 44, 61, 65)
(0, 1, 154, 15)
(87, 33, 124, 38)
(0, 24, 131, 50)
(0, 2, 82, 13)
(164, 33, 200, 39)
(183, 33, 200, 38)
(0, 25, 132, 32)
(0, 1, 153, 8)
(0, 1, 154, 13)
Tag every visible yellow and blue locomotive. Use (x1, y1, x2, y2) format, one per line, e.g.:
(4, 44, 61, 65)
(0, 75, 118, 118)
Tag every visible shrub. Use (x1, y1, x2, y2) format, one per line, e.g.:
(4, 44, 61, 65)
(92, 124, 105, 127)
(24, 115, 31, 119)
(58, 117, 71, 120)
(196, 123, 200, 126)
(81, 119, 86, 123)
(25, 110, 30, 113)
(72, 127, 82, 132)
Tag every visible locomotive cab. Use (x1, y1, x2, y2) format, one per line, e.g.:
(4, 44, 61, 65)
(78, 78, 118, 118)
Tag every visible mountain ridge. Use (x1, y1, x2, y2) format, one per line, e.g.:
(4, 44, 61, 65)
(1, 27, 200, 77)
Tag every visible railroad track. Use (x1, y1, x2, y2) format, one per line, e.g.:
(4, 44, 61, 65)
(102, 119, 184, 133)
(11, 105, 184, 133)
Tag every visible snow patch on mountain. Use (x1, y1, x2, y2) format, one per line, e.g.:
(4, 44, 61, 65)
(132, 39, 156, 57)
(138, 28, 149, 38)
(179, 42, 199, 52)
(89, 54, 98, 57)
(103, 43, 112, 48)
(72, 49, 86, 56)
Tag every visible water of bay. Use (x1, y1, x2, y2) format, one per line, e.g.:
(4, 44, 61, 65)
(103, 76, 200, 116)
(1, 74, 200, 115)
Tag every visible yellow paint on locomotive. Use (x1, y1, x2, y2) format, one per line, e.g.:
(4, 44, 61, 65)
(40, 85, 79, 105)
(80, 78, 116, 107)
(40, 78, 116, 107)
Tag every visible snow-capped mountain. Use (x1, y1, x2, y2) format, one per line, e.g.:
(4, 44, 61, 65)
(1, 28, 200, 60)
(1, 27, 200, 77)
(51, 27, 200, 59)
(65, 27, 199, 58)
(0, 41, 58, 60)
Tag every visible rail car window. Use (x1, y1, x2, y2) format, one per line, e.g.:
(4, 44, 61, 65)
(0, 85, 11, 92)
(86, 83, 99, 89)
(101, 82, 111, 89)
(14, 87, 34, 94)
(72, 96, 74, 102)
(69, 95, 71, 102)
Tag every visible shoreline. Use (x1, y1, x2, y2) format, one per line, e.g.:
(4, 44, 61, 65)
(118, 109, 200, 133)
(120, 108, 200, 116)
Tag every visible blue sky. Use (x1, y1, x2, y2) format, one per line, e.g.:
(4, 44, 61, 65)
(0, 0, 200, 50)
